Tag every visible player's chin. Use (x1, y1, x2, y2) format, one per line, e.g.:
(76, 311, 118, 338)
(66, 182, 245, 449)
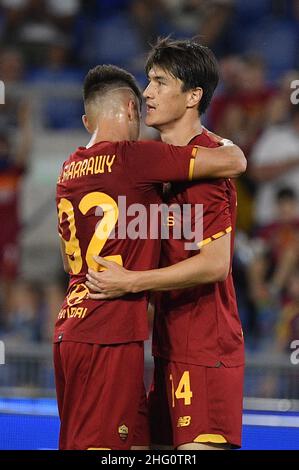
(145, 115, 159, 128)
(144, 115, 153, 126)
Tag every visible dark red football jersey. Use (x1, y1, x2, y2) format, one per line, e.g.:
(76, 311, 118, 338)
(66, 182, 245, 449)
(55, 140, 196, 344)
(153, 130, 245, 367)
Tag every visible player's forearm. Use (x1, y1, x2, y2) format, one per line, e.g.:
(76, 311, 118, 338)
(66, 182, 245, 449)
(131, 255, 229, 293)
(194, 144, 247, 179)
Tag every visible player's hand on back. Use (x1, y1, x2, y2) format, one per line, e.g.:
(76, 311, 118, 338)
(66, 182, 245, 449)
(86, 256, 135, 299)
(202, 126, 233, 147)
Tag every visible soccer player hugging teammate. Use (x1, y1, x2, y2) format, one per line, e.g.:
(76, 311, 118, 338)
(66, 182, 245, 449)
(86, 39, 246, 450)
(56, 57, 246, 449)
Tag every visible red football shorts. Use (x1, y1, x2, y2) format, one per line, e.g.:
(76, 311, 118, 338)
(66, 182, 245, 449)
(149, 357, 244, 448)
(53, 340, 149, 449)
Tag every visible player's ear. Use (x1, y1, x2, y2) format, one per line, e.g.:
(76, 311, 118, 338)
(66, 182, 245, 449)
(186, 87, 203, 109)
(82, 114, 92, 133)
(128, 99, 138, 122)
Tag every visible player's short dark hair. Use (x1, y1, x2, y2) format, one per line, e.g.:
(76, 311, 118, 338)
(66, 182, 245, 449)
(83, 64, 142, 109)
(145, 37, 219, 115)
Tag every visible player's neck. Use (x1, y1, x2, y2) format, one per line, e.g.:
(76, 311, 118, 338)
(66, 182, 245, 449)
(86, 126, 130, 148)
(159, 117, 203, 146)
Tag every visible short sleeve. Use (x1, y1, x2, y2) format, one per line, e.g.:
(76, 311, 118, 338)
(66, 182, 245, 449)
(123, 141, 196, 184)
(195, 180, 234, 249)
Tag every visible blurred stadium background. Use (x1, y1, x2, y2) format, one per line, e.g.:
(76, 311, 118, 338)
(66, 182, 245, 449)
(0, 0, 299, 450)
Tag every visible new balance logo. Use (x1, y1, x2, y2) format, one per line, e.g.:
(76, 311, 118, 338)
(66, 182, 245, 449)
(177, 416, 191, 427)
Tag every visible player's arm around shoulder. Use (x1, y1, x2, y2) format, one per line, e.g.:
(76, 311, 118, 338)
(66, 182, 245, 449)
(192, 135, 247, 179)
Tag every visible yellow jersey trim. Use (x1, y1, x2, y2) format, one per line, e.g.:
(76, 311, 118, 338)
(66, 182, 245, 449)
(197, 226, 232, 249)
(189, 146, 199, 180)
(194, 434, 228, 444)
(191, 146, 199, 158)
(189, 158, 195, 181)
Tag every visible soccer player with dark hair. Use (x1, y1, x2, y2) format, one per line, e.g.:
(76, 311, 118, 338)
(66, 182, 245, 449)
(86, 39, 245, 450)
(55, 62, 245, 450)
